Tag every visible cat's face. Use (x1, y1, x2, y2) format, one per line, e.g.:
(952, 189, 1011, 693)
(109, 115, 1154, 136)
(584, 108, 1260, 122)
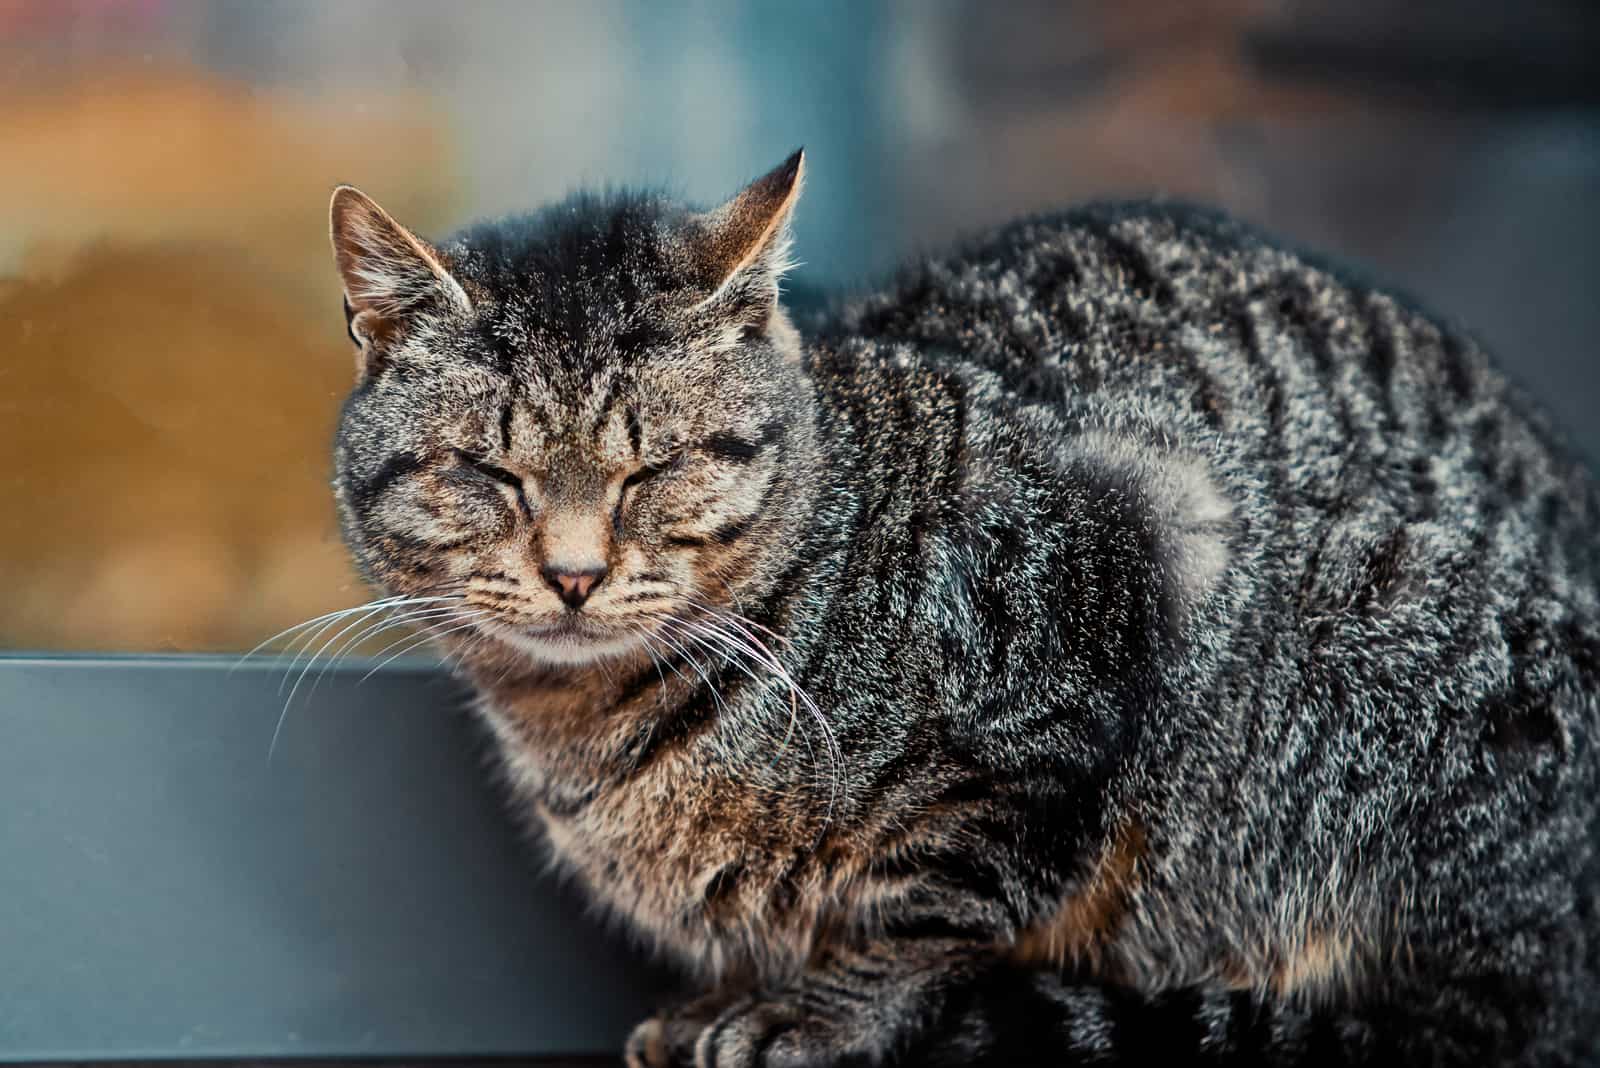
(329, 153, 814, 666)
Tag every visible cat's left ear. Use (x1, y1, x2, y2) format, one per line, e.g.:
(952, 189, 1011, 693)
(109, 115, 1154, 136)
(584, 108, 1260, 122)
(329, 185, 471, 378)
(690, 149, 804, 338)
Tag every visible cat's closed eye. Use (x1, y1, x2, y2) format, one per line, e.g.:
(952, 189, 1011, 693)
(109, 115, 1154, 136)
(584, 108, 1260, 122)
(630, 432, 768, 480)
(451, 449, 523, 489)
(620, 459, 672, 492)
(701, 432, 767, 464)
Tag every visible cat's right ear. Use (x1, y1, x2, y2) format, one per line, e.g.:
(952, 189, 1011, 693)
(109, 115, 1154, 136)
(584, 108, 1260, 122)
(689, 149, 804, 314)
(329, 186, 470, 379)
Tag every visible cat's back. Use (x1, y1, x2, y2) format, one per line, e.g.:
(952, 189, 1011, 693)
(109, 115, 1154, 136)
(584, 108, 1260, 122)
(825, 203, 1600, 1023)
(834, 199, 1482, 437)
(828, 202, 1600, 853)
(831, 200, 1600, 594)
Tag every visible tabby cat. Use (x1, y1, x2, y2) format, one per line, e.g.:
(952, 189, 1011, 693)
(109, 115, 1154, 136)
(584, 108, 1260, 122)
(325, 151, 1600, 1065)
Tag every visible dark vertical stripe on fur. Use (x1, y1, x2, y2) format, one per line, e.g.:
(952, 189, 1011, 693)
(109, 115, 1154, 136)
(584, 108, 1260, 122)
(1082, 215, 1177, 308)
(498, 401, 514, 453)
(1362, 292, 1403, 432)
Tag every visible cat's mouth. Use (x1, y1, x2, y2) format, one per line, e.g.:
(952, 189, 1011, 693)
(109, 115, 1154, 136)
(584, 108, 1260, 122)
(486, 615, 644, 665)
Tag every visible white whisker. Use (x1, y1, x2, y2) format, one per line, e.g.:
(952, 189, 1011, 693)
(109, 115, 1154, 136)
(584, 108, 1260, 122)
(262, 592, 471, 762)
(305, 603, 478, 702)
(275, 595, 458, 695)
(359, 614, 491, 682)
(273, 599, 410, 749)
(355, 608, 483, 672)
(232, 596, 410, 670)
(642, 616, 729, 718)
(634, 630, 673, 693)
(668, 609, 841, 826)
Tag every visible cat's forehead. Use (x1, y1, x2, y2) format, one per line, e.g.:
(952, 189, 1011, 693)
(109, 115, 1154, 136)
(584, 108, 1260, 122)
(402, 186, 786, 437)
(439, 336, 703, 447)
(478, 296, 670, 370)
(457, 270, 695, 391)
(449, 193, 694, 323)
(458, 279, 744, 414)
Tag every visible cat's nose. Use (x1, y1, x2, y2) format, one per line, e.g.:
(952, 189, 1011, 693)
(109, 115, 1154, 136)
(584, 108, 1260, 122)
(541, 563, 607, 608)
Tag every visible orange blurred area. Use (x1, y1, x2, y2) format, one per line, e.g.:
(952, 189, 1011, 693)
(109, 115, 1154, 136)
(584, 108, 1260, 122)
(0, 66, 460, 651)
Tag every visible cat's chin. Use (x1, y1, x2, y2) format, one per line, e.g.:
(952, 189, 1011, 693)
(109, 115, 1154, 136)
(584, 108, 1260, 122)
(487, 620, 644, 667)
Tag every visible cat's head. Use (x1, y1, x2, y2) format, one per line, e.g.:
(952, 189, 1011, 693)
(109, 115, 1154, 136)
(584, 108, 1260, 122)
(327, 151, 817, 667)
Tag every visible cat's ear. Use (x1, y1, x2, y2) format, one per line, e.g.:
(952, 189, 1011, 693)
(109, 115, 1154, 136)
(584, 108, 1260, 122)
(691, 149, 804, 320)
(329, 185, 470, 375)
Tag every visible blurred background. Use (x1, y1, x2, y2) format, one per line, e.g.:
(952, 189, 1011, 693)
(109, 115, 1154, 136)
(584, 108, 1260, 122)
(1, 0, 1596, 654)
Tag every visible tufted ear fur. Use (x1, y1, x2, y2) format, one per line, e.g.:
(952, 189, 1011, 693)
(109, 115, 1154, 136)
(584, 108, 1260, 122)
(329, 185, 470, 379)
(689, 149, 804, 350)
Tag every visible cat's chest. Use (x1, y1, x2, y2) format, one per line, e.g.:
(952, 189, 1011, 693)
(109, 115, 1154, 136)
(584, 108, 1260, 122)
(483, 691, 839, 975)
(549, 755, 840, 974)
(537, 761, 733, 904)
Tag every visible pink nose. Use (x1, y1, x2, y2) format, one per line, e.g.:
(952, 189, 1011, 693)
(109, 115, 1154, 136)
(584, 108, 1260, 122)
(540, 564, 607, 608)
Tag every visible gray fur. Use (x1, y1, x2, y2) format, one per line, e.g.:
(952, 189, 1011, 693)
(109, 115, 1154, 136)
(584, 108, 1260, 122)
(327, 171, 1600, 1066)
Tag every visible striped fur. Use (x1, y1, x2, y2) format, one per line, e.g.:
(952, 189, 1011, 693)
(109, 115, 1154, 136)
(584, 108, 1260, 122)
(328, 163, 1600, 1065)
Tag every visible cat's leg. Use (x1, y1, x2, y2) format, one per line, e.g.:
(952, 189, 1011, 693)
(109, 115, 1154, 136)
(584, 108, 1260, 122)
(631, 949, 1552, 1067)
(626, 937, 985, 1068)
(909, 961, 1570, 1067)
(909, 967, 1371, 1067)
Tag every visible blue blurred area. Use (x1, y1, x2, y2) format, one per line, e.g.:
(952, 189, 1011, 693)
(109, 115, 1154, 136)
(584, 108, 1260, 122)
(188, 0, 897, 284)
(183, 0, 1600, 447)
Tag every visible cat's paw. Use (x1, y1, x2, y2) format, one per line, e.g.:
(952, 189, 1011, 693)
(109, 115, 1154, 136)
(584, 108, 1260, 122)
(628, 990, 863, 1068)
(691, 994, 815, 1068)
(623, 990, 734, 1068)
(700, 991, 895, 1068)
(623, 1016, 679, 1068)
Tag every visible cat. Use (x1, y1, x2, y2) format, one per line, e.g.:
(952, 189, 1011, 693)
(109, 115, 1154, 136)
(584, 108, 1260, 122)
(324, 150, 1600, 1066)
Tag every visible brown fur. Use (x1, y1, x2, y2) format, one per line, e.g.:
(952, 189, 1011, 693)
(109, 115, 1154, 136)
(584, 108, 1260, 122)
(449, 618, 944, 986)
(1011, 822, 1146, 973)
(692, 150, 805, 297)
(1269, 928, 1357, 1000)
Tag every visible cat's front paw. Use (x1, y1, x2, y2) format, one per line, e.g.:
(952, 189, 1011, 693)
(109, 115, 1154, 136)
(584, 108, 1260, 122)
(623, 989, 737, 1068)
(627, 991, 859, 1068)
(692, 994, 815, 1068)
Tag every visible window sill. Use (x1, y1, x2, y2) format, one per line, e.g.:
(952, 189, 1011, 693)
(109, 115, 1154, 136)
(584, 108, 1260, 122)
(0, 656, 673, 1062)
